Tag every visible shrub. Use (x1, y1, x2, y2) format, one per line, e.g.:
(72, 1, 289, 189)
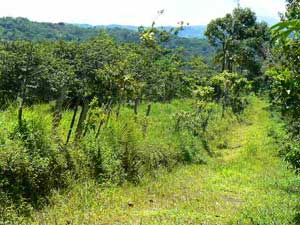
(174, 101, 218, 156)
(284, 139, 300, 174)
(0, 117, 72, 206)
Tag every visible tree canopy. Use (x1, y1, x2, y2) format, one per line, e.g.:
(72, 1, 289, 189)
(205, 7, 270, 86)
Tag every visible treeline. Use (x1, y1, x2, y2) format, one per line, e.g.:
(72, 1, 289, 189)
(0, 10, 268, 144)
(0, 17, 214, 58)
(0, 31, 209, 128)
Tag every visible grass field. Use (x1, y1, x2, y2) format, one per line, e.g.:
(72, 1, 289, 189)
(26, 98, 300, 225)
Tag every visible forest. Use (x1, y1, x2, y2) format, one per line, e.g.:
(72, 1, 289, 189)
(0, 0, 300, 224)
(0, 17, 213, 59)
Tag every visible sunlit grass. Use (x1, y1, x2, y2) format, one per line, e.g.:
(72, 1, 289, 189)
(25, 97, 300, 224)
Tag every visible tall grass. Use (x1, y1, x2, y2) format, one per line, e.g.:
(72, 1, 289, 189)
(0, 99, 236, 223)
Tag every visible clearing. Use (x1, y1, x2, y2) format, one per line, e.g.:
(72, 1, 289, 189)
(31, 99, 300, 225)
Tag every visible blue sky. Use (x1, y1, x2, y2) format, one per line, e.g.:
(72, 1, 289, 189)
(0, 0, 286, 26)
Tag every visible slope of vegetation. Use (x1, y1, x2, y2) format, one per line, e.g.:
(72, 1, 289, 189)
(0, 98, 238, 224)
(0, 0, 300, 224)
(0, 14, 252, 223)
(0, 17, 214, 58)
(74, 24, 207, 39)
(26, 98, 300, 225)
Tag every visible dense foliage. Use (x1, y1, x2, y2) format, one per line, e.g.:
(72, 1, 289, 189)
(0, 17, 214, 59)
(266, 3, 300, 222)
(267, 1, 300, 175)
(205, 7, 270, 88)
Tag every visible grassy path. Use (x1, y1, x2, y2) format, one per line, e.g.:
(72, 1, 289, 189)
(32, 99, 300, 225)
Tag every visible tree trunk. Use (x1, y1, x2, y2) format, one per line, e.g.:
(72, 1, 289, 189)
(94, 101, 112, 138)
(52, 90, 65, 136)
(222, 43, 226, 72)
(228, 61, 233, 73)
(75, 98, 90, 141)
(202, 139, 213, 156)
(116, 102, 121, 119)
(18, 79, 26, 129)
(134, 98, 139, 115)
(142, 103, 152, 137)
(65, 98, 79, 145)
(134, 98, 139, 121)
(146, 103, 152, 117)
(95, 119, 105, 139)
(18, 97, 24, 128)
(105, 105, 112, 126)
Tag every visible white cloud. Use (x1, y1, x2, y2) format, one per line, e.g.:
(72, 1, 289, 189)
(0, 0, 286, 26)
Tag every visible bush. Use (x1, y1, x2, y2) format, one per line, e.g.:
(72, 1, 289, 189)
(284, 139, 300, 174)
(0, 117, 72, 206)
(82, 116, 180, 184)
(174, 101, 218, 156)
(80, 117, 144, 184)
(79, 101, 214, 184)
(0, 192, 32, 225)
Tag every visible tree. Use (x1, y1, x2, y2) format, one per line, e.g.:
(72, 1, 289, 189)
(0, 43, 18, 107)
(267, 0, 300, 175)
(205, 7, 269, 86)
(181, 56, 213, 97)
(281, 0, 300, 20)
(269, 1, 300, 122)
(0, 41, 44, 127)
(135, 15, 187, 115)
(73, 33, 120, 140)
(210, 71, 251, 116)
(41, 41, 76, 135)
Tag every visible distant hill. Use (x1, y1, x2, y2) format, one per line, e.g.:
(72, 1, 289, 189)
(74, 23, 207, 39)
(0, 17, 214, 58)
(258, 16, 279, 26)
(73, 17, 276, 39)
(0, 17, 99, 42)
(178, 26, 206, 38)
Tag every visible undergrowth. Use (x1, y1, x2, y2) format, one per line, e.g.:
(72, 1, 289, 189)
(25, 97, 300, 225)
(0, 99, 235, 223)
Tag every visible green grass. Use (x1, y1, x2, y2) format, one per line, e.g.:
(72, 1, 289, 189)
(26, 97, 300, 224)
(1, 98, 236, 224)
